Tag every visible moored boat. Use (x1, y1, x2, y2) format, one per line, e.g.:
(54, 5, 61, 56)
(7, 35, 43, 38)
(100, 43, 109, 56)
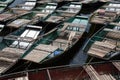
(0, 15, 89, 74)
(83, 19, 120, 60)
(90, 1, 120, 25)
(0, 0, 37, 28)
(12, 15, 89, 69)
(0, 0, 37, 24)
(0, 61, 120, 80)
(0, 2, 58, 37)
(0, 21, 49, 74)
(45, 2, 82, 23)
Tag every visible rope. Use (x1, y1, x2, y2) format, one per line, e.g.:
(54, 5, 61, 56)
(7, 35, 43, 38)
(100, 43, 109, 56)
(74, 57, 94, 80)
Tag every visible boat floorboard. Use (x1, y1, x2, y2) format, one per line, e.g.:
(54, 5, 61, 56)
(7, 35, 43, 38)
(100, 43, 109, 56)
(112, 62, 120, 71)
(83, 65, 116, 80)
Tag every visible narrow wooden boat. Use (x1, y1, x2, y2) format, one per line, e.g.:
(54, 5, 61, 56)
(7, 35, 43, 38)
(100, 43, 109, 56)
(0, 0, 14, 13)
(90, 2, 120, 25)
(0, 61, 120, 80)
(45, 2, 82, 23)
(0, 2, 58, 36)
(19, 16, 88, 66)
(7, 2, 58, 28)
(0, 0, 36, 24)
(0, 2, 57, 24)
(0, 21, 49, 74)
(83, 20, 120, 60)
(0, 16, 88, 74)
(0, 0, 38, 24)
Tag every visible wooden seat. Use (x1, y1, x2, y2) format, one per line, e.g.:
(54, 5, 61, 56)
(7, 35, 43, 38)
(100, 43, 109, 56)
(7, 19, 31, 28)
(35, 44, 58, 52)
(103, 6, 120, 9)
(4, 35, 34, 43)
(23, 49, 50, 63)
(2, 47, 25, 54)
(23, 44, 58, 63)
(35, 13, 48, 18)
(0, 14, 13, 21)
(88, 41, 116, 58)
(88, 47, 109, 58)
(46, 16, 64, 23)
(94, 41, 116, 49)
(106, 32, 120, 40)
(60, 13, 76, 17)
(0, 50, 21, 61)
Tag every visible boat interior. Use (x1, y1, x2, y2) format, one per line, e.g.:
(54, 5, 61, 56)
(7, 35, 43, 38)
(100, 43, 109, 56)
(87, 23, 120, 59)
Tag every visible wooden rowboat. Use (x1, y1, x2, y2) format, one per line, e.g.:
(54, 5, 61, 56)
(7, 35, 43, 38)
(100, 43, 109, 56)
(83, 19, 120, 60)
(20, 15, 89, 67)
(0, 21, 49, 74)
(0, 15, 89, 74)
(0, 61, 120, 80)
(0, 2, 58, 37)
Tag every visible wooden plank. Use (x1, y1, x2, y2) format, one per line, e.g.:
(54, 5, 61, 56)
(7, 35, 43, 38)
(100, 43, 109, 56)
(23, 49, 50, 63)
(2, 47, 25, 54)
(68, 31, 76, 41)
(54, 39, 68, 44)
(104, 28, 120, 33)
(60, 13, 76, 17)
(62, 6, 81, 9)
(35, 7, 56, 10)
(0, 14, 13, 21)
(4, 35, 34, 43)
(94, 41, 116, 49)
(103, 6, 120, 9)
(7, 19, 31, 28)
(110, 22, 120, 27)
(106, 32, 120, 40)
(0, 51, 21, 62)
(52, 39, 68, 50)
(100, 74, 116, 80)
(26, 25, 42, 29)
(86, 65, 116, 80)
(35, 44, 58, 52)
(88, 40, 116, 58)
(83, 65, 101, 80)
(46, 16, 64, 22)
(35, 13, 48, 18)
(56, 10, 78, 14)
(88, 47, 108, 58)
(112, 62, 120, 71)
